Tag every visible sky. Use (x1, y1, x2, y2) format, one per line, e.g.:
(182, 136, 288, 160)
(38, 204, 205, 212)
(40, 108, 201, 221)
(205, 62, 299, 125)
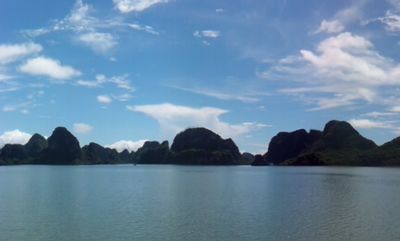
(1, 0, 400, 153)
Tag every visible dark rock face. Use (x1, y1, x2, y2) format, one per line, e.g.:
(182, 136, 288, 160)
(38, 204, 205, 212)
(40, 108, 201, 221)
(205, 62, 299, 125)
(41, 127, 81, 165)
(264, 120, 379, 166)
(119, 149, 133, 163)
(251, 154, 268, 166)
(24, 133, 47, 158)
(359, 137, 400, 166)
(169, 128, 241, 165)
(81, 142, 117, 164)
(286, 121, 377, 166)
(79, 142, 134, 164)
(241, 152, 255, 165)
(0, 144, 28, 164)
(312, 120, 377, 151)
(266, 129, 322, 165)
(134, 141, 169, 164)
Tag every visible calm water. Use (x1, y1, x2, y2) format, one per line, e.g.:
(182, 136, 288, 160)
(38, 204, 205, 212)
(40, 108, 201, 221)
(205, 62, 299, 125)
(0, 165, 399, 241)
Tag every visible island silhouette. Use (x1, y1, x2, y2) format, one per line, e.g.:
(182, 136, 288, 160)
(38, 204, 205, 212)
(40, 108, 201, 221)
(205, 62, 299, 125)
(1, 120, 399, 166)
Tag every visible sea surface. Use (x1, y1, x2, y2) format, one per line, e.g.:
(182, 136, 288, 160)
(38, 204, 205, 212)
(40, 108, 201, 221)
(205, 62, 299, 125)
(0, 165, 399, 241)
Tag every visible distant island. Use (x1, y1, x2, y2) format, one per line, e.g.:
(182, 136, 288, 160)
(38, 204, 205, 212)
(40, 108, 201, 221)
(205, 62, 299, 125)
(1, 120, 399, 166)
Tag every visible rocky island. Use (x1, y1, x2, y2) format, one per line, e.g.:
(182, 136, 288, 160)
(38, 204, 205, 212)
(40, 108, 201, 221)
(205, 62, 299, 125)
(1, 120, 400, 166)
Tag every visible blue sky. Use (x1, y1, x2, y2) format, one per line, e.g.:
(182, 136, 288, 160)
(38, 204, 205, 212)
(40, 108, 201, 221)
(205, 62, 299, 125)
(1, 0, 400, 153)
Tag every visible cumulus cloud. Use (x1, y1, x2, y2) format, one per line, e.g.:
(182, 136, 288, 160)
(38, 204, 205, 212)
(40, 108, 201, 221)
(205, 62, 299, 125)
(0, 129, 32, 148)
(73, 123, 93, 134)
(314, 20, 345, 34)
(299, 32, 400, 86)
(127, 103, 267, 138)
(19, 56, 81, 80)
(97, 95, 112, 104)
(77, 32, 118, 53)
(107, 139, 147, 152)
(0, 43, 42, 64)
(263, 32, 400, 110)
(113, 0, 168, 13)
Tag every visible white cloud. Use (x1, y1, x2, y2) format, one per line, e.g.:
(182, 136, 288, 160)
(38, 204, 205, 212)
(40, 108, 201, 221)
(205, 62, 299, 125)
(0, 130, 32, 148)
(77, 32, 118, 53)
(76, 80, 100, 88)
(73, 123, 93, 134)
(107, 139, 147, 152)
(128, 23, 159, 35)
(77, 74, 134, 92)
(97, 95, 112, 104)
(314, 20, 345, 34)
(299, 32, 400, 86)
(366, 11, 400, 32)
(23, 0, 160, 54)
(113, 0, 168, 13)
(0, 43, 42, 64)
(169, 85, 262, 103)
(110, 75, 135, 91)
(389, 0, 400, 11)
(349, 118, 397, 130)
(0, 74, 13, 82)
(264, 32, 400, 110)
(334, 3, 363, 24)
(363, 111, 397, 118)
(2, 101, 32, 114)
(19, 56, 81, 80)
(193, 30, 220, 38)
(112, 93, 133, 101)
(389, 106, 400, 112)
(313, 2, 364, 35)
(128, 103, 267, 139)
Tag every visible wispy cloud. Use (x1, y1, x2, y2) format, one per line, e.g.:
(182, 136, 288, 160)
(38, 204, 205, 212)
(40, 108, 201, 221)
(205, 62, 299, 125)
(22, 0, 160, 53)
(128, 103, 267, 139)
(193, 30, 220, 38)
(314, 20, 345, 34)
(2, 90, 46, 115)
(362, 111, 397, 118)
(3, 101, 32, 114)
(169, 85, 262, 103)
(0, 43, 42, 64)
(128, 24, 159, 35)
(76, 74, 135, 92)
(313, 1, 365, 35)
(113, 0, 168, 13)
(349, 118, 396, 129)
(363, 0, 400, 32)
(365, 11, 400, 32)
